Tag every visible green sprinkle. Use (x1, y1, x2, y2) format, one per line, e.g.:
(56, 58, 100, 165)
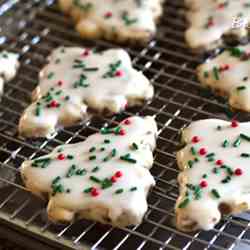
(89, 176, 101, 183)
(240, 133, 250, 142)
(111, 148, 117, 157)
(104, 139, 111, 144)
(52, 176, 61, 185)
(47, 72, 54, 79)
(233, 137, 241, 147)
(217, 125, 222, 131)
(130, 187, 137, 191)
(35, 106, 41, 116)
(206, 153, 215, 158)
(115, 188, 124, 194)
(188, 160, 193, 168)
(66, 165, 77, 177)
(76, 169, 87, 176)
(178, 197, 190, 208)
(55, 58, 61, 64)
(213, 66, 220, 80)
(89, 147, 96, 153)
(131, 143, 139, 150)
(67, 155, 74, 160)
(103, 156, 110, 162)
(211, 189, 221, 199)
(120, 153, 137, 164)
(207, 157, 215, 162)
(100, 147, 105, 151)
(83, 67, 99, 71)
(101, 179, 113, 189)
(89, 155, 96, 161)
(92, 166, 100, 173)
(237, 86, 247, 91)
(190, 147, 196, 155)
(213, 167, 219, 174)
(222, 139, 229, 148)
(229, 47, 243, 57)
(241, 153, 250, 157)
(203, 71, 209, 78)
(66, 189, 71, 193)
(83, 187, 93, 193)
(202, 174, 208, 179)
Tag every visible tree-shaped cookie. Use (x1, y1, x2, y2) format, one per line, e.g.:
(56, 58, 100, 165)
(197, 44, 250, 112)
(185, 0, 250, 51)
(21, 116, 157, 227)
(176, 119, 250, 231)
(18, 47, 154, 138)
(0, 51, 19, 98)
(58, 0, 163, 43)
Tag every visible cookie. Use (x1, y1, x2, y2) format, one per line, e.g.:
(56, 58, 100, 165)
(197, 45, 250, 112)
(176, 119, 250, 231)
(58, 0, 163, 43)
(185, 0, 250, 51)
(0, 51, 19, 97)
(18, 47, 154, 138)
(21, 116, 157, 227)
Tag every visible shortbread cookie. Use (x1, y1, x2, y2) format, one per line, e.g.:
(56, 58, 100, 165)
(58, 0, 163, 43)
(18, 47, 154, 138)
(176, 119, 250, 231)
(21, 116, 157, 227)
(197, 44, 250, 112)
(0, 51, 19, 97)
(185, 0, 250, 51)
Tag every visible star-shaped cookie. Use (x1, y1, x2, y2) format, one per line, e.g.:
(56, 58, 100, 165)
(21, 116, 157, 227)
(18, 47, 154, 138)
(176, 119, 250, 231)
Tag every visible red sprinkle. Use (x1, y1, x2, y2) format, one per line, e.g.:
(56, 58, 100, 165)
(231, 120, 238, 128)
(111, 176, 117, 183)
(216, 160, 223, 166)
(218, 3, 225, 9)
(200, 180, 208, 188)
(115, 171, 123, 178)
(91, 188, 100, 197)
(104, 11, 112, 18)
(57, 154, 65, 160)
(124, 119, 131, 125)
(192, 136, 200, 144)
(119, 128, 126, 136)
(124, 101, 128, 109)
(82, 49, 90, 57)
(50, 100, 59, 108)
(115, 70, 123, 77)
(57, 80, 63, 86)
(234, 168, 243, 176)
(199, 148, 207, 156)
(208, 20, 214, 27)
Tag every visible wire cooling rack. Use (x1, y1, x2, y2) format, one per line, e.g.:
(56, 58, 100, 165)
(0, 0, 250, 249)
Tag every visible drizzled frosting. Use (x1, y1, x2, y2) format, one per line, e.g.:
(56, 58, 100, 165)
(197, 44, 250, 112)
(185, 0, 250, 50)
(18, 47, 153, 138)
(0, 51, 19, 97)
(176, 119, 250, 231)
(59, 0, 163, 41)
(21, 116, 158, 227)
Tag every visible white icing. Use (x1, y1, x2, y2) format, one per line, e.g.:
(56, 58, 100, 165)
(21, 116, 157, 227)
(197, 44, 250, 112)
(185, 0, 250, 50)
(0, 51, 19, 96)
(176, 119, 250, 231)
(58, 0, 162, 41)
(18, 47, 154, 138)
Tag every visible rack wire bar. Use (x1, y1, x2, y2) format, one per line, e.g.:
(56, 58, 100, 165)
(0, 0, 250, 249)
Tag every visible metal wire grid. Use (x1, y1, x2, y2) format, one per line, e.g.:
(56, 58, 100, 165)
(0, 0, 249, 249)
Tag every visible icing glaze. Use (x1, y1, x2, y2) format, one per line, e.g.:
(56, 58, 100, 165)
(21, 116, 158, 227)
(176, 119, 250, 231)
(0, 51, 19, 96)
(185, 0, 250, 50)
(58, 0, 163, 42)
(18, 47, 154, 138)
(197, 44, 250, 112)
